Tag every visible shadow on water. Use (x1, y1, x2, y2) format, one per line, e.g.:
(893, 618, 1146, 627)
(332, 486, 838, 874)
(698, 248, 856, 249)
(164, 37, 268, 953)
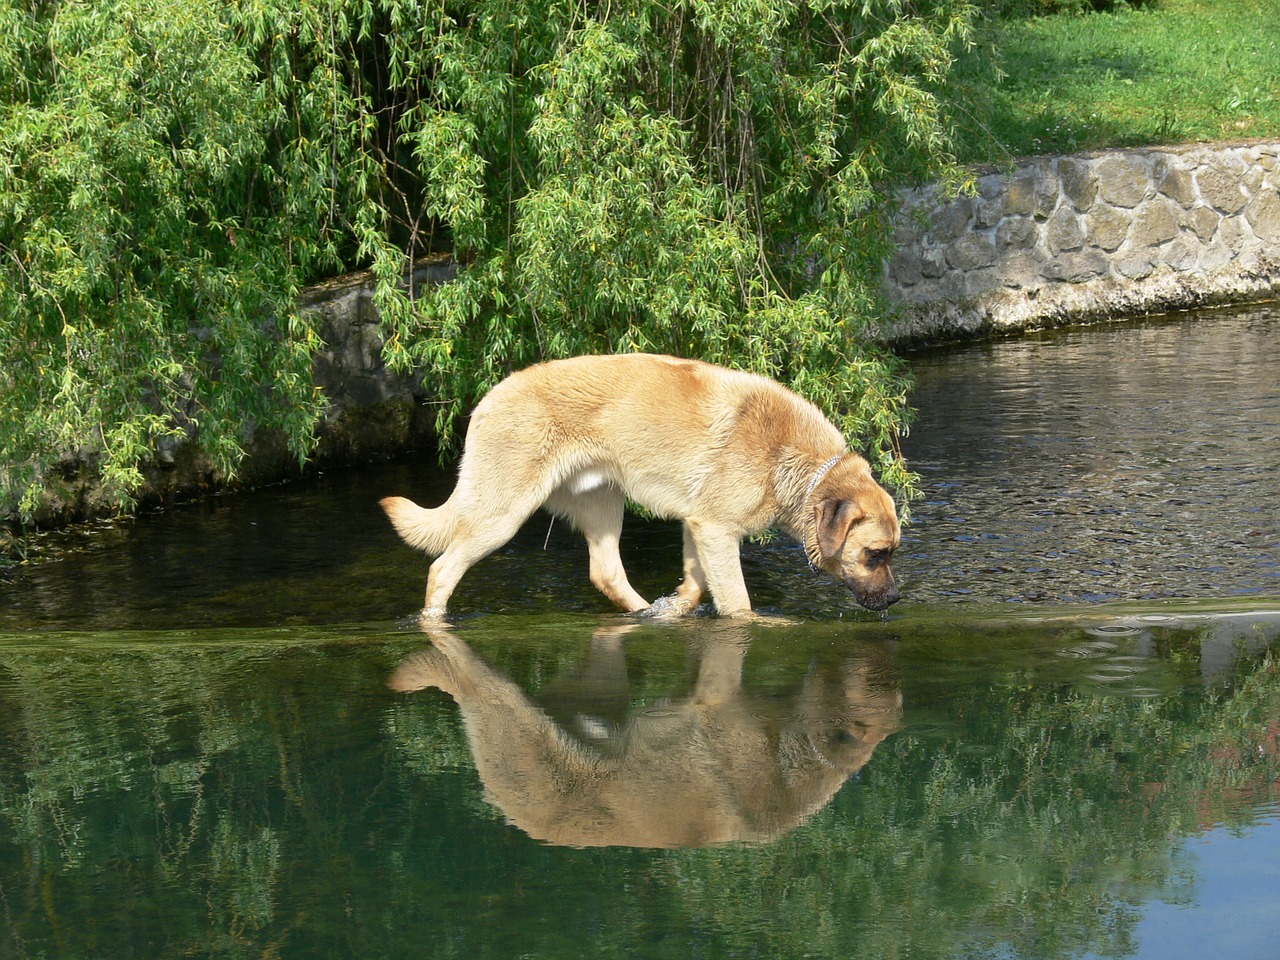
(0, 304, 1278, 958)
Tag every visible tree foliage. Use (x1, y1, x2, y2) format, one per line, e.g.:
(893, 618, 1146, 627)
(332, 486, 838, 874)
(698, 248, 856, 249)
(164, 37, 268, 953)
(1, 0, 978, 518)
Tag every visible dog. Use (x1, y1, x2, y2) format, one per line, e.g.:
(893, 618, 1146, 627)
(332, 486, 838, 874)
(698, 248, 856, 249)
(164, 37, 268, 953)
(381, 354, 901, 620)
(389, 623, 902, 848)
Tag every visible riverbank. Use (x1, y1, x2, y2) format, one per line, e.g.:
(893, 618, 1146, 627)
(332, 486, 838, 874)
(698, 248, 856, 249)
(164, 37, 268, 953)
(302, 144, 1280, 351)
(884, 140, 1280, 343)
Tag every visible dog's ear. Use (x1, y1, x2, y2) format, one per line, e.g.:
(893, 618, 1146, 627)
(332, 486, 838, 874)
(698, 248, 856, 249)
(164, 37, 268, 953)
(815, 498, 864, 560)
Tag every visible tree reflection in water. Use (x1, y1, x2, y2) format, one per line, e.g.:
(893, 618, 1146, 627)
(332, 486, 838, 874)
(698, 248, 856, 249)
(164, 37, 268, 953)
(0, 611, 1276, 959)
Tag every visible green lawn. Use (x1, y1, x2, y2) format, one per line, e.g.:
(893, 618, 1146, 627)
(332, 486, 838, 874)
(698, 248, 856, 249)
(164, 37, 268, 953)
(954, 0, 1280, 162)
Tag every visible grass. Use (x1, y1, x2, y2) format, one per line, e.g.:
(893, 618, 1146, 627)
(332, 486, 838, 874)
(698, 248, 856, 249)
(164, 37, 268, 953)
(953, 0, 1280, 163)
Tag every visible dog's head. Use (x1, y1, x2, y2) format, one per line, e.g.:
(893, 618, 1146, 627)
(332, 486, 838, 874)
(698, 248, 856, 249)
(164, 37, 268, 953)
(798, 655, 902, 769)
(808, 458, 901, 611)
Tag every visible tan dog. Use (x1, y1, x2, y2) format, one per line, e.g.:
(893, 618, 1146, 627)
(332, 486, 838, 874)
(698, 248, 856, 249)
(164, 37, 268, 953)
(389, 624, 901, 848)
(381, 354, 901, 620)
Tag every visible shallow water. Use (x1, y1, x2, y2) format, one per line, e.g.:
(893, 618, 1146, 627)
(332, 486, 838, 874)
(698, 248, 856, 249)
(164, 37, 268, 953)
(900, 304, 1280, 605)
(1, 305, 1278, 959)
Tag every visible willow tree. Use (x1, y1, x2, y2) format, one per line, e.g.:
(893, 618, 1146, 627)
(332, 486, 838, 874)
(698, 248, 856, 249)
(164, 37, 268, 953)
(1, 0, 975, 519)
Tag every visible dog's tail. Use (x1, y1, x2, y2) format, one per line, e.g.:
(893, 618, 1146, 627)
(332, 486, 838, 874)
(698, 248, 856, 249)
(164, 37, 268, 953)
(380, 496, 457, 556)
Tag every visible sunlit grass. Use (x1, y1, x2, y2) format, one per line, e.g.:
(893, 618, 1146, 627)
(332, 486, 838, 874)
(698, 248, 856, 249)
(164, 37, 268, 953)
(955, 0, 1280, 162)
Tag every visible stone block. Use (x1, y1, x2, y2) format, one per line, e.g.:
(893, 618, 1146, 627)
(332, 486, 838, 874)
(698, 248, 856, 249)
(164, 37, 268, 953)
(1004, 175, 1038, 217)
(946, 234, 998, 271)
(1095, 154, 1151, 208)
(1115, 255, 1154, 280)
(1161, 236, 1200, 272)
(888, 250, 922, 287)
(1058, 158, 1098, 211)
(1085, 205, 1131, 252)
(1243, 164, 1265, 194)
(959, 269, 1002, 297)
(1189, 206, 1220, 241)
(974, 197, 1004, 228)
(339, 334, 366, 373)
(1197, 162, 1250, 213)
(998, 253, 1041, 288)
(996, 216, 1039, 250)
(1218, 215, 1253, 255)
(1196, 241, 1235, 273)
(1033, 181, 1060, 221)
(1046, 209, 1085, 254)
(894, 219, 920, 246)
(1003, 160, 1060, 222)
(1158, 166, 1197, 207)
(928, 200, 973, 243)
(977, 173, 1005, 200)
(348, 323, 385, 373)
(1244, 187, 1280, 242)
(1040, 251, 1109, 283)
(314, 306, 351, 347)
(920, 247, 949, 279)
(342, 375, 396, 409)
(1132, 198, 1181, 247)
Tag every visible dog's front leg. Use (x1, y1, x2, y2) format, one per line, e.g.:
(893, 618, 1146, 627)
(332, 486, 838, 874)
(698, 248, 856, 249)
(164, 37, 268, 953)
(684, 520, 753, 617)
(675, 523, 708, 609)
(640, 523, 709, 619)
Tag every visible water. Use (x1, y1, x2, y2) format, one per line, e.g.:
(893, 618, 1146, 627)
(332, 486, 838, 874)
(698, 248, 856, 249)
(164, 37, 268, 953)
(1, 305, 1278, 960)
(900, 304, 1280, 605)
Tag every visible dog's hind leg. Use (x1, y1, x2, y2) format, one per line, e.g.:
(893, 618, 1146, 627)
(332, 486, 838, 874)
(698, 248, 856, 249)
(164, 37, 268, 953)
(546, 485, 649, 613)
(414, 477, 556, 618)
(421, 505, 537, 618)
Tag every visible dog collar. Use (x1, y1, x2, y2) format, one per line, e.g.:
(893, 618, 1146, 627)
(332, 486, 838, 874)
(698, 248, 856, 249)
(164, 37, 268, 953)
(805, 455, 843, 503)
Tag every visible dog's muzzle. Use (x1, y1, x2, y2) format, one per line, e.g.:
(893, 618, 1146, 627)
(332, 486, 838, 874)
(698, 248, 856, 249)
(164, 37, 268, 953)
(849, 577, 900, 612)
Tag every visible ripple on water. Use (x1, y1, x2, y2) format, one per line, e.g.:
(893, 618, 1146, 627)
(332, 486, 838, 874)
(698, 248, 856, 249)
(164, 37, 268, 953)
(896, 307, 1280, 607)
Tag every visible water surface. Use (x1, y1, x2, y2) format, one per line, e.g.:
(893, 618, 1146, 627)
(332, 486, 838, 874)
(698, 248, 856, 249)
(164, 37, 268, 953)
(900, 303, 1280, 604)
(1, 305, 1278, 960)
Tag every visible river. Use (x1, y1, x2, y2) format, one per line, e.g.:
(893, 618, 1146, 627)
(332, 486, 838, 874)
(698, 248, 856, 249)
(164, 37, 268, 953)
(0, 304, 1277, 960)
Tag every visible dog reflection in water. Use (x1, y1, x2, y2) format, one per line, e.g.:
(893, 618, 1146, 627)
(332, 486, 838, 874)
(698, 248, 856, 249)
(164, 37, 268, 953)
(389, 624, 901, 849)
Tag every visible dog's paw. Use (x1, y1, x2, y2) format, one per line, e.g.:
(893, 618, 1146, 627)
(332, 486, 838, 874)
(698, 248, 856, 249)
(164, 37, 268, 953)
(637, 594, 700, 619)
(416, 606, 451, 628)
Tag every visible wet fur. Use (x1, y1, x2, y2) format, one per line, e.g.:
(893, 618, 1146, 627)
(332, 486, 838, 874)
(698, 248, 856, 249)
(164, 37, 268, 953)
(381, 354, 901, 620)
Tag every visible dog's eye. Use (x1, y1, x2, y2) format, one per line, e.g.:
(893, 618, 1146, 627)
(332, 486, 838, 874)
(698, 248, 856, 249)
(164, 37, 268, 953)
(864, 548, 889, 567)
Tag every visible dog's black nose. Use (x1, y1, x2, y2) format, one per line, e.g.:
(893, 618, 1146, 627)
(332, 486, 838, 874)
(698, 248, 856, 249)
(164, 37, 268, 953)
(866, 591, 900, 611)
(852, 582, 899, 611)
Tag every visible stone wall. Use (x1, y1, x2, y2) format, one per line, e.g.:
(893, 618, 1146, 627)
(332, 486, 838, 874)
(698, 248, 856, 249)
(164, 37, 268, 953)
(5, 257, 456, 527)
(302, 255, 457, 461)
(882, 141, 1280, 342)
